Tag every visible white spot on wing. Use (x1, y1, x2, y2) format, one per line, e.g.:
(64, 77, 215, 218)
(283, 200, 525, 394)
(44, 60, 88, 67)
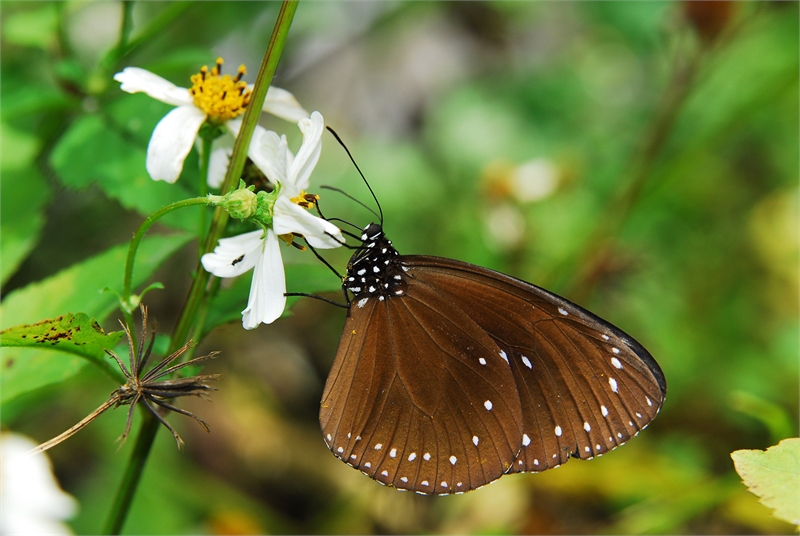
(381, 470, 388, 477)
(337, 447, 343, 453)
(374, 443, 382, 450)
(421, 480, 429, 487)
(612, 347, 620, 354)
(408, 452, 417, 461)
(484, 400, 493, 411)
(601, 405, 609, 417)
(602, 334, 610, 340)
(499, 350, 508, 363)
(473, 436, 479, 446)
(555, 426, 562, 437)
(646, 397, 653, 406)
(611, 357, 623, 369)
(423, 453, 431, 461)
(609, 377, 618, 393)
(522, 433, 531, 446)
(584, 422, 591, 432)
(479, 358, 487, 365)
(449, 456, 457, 465)
(558, 307, 568, 316)
(390, 448, 397, 458)
(357, 297, 369, 308)
(521, 355, 532, 369)
(365, 462, 372, 468)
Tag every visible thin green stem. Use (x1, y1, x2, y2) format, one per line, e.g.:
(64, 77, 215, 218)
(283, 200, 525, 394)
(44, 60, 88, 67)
(122, 197, 212, 306)
(558, 40, 706, 301)
(198, 135, 213, 254)
(103, 3, 299, 533)
(102, 410, 158, 535)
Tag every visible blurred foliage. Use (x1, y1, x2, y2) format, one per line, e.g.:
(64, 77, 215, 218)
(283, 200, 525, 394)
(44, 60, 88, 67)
(1, 1, 797, 534)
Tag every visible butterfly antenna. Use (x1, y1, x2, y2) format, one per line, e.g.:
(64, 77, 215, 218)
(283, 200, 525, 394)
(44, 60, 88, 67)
(320, 185, 380, 222)
(307, 193, 364, 236)
(325, 126, 383, 225)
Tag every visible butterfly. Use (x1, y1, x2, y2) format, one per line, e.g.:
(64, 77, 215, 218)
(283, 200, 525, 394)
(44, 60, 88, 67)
(318, 221, 666, 495)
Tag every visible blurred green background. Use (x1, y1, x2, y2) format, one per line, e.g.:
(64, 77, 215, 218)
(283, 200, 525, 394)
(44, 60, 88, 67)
(1, 1, 798, 534)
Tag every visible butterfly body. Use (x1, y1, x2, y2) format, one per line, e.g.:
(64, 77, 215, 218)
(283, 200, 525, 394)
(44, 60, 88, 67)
(321, 223, 666, 494)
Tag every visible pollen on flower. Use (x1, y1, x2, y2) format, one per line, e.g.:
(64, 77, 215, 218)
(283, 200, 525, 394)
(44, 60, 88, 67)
(290, 191, 318, 209)
(189, 57, 251, 122)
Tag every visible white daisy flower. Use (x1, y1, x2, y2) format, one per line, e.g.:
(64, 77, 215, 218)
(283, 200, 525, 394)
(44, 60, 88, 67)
(201, 111, 342, 328)
(114, 57, 308, 185)
(0, 433, 78, 535)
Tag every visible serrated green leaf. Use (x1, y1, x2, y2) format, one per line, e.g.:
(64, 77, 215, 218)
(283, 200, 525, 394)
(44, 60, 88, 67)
(731, 438, 800, 528)
(1, 313, 126, 382)
(0, 233, 191, 403)
(49, 114, 200, 231)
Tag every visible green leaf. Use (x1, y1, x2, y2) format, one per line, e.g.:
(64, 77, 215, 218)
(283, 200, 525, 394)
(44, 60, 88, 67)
(0, 313, 126, 382)
(50, 114, 200, 231)
(731, 438, 800, 528)
(0, 233, 191, 403)
(0, 124, 51, 284)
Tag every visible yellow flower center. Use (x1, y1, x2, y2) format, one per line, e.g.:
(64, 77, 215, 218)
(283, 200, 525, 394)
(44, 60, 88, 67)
(189, 58, 251, 123)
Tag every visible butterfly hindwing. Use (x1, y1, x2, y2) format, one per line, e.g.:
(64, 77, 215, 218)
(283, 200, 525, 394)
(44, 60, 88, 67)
(402, 255, 666, 473)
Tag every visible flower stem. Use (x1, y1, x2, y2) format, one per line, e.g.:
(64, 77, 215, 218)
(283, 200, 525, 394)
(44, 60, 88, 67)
(121, 197, 212, 326)
(103, 3, 300, 533)
(101, 409, 158, 535)
(198, 135, 213, 254)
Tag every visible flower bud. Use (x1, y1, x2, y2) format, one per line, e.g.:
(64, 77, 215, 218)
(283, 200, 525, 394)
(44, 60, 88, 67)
(224, 187, 258, 220)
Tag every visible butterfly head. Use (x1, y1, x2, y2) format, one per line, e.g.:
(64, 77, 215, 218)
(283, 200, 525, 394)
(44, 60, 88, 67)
(344, 224, 406, 304)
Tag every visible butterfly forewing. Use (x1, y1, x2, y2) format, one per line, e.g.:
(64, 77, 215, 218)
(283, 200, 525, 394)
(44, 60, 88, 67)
(321, 237, 524, 494)
(401, 256, 666, 473)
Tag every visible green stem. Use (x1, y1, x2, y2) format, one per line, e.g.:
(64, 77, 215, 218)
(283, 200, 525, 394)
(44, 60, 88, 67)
(122, 197, 212, 308)
(101, 410, 158, 535)
(198, 135, 213, 254)
(558, 40, 705, 301)
(103, 3, 299, 533)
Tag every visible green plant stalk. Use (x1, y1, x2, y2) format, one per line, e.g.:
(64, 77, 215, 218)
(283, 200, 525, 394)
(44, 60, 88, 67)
(121, 197, 212, 328)
(559, 39, 706, 301)
(102, 409, 158, 535)
(103, 2, 299, 533)
(198, 135, 213, 252)
(171, 0, 298, 354)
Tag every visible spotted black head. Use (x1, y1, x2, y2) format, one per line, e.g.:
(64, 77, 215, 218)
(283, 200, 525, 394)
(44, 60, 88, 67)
(343, 223, 408, 305)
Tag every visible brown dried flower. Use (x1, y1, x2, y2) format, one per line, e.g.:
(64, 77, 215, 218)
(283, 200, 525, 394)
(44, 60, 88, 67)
(32, 306, 221, 453)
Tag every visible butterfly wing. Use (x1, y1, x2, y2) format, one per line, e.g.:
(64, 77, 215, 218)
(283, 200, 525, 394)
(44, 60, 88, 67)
(401, 255, 666, 473)
(320, 281, 524, 494)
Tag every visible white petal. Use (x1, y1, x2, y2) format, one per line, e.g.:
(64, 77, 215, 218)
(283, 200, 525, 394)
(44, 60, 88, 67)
(207, 133, 234, 188)
(248, 125, 283, 186)
(114, 67, 193, 107)
(251, 129, 289, 188)
(201, 230, 263, 278)
(146, 105, 207, 182)
(288, 111, 324, 193)
(273, 197, 343, 249)
(263, 86, 309, 122)
(242, 229, 286, 328)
